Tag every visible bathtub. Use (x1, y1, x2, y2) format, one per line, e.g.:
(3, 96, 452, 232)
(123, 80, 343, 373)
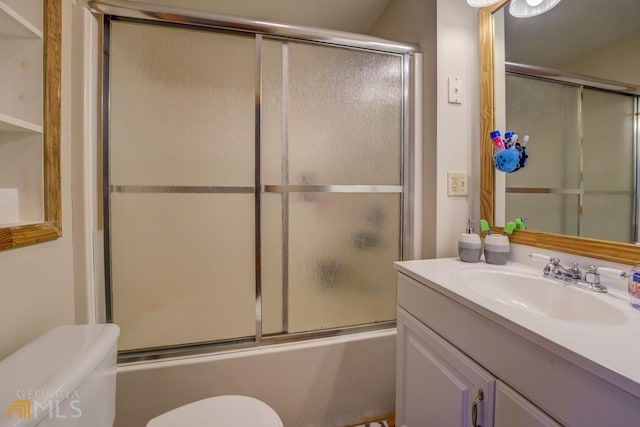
(114, 328, 396, 427)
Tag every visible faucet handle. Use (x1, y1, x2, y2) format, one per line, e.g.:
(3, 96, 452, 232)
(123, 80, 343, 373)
(530, 253, 561, 276)
(529, 252, 553, 263)
(584, 265, 600, 286)
(529, 252, 562, 266)
(596, 266, 630, 280)
(583, 265, 629, 290)
(570, 262, 582, 277)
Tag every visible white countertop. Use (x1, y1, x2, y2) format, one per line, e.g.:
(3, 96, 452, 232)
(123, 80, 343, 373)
(394, 257, 640, 399)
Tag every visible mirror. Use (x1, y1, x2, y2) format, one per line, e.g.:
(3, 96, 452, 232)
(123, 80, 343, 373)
(479, 0, 640, 265)
(0, 0, 61, 250)
(498, 0, 639, 243)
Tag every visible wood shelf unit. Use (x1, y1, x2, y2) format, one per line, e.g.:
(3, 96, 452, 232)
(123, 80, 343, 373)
(0, 0, 59, 250)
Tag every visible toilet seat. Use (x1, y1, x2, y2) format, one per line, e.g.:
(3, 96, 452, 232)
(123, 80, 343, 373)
(146, 395, 284, 427)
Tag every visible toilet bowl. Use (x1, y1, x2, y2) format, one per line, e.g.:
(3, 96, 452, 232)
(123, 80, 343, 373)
(146, 395, 283, 427)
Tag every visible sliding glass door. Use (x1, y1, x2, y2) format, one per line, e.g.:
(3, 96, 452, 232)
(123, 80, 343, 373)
(106, 18, 408, 353)
(108, 22, 257, 350)
(260, 39, 403, 334)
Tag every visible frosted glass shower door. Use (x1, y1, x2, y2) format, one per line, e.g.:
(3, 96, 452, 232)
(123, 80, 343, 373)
(505, 75, 581, 235)
(108, 22, 256, 351)
(581, 88, 635, 242)
(261, 40, 404, 334)
(107, 22, 409, 352)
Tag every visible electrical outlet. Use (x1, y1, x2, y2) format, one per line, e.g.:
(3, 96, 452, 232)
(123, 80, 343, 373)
(447, 172, 468, 196)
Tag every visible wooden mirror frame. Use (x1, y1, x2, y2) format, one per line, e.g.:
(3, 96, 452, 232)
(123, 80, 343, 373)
(0, 0, 61, 250)
(479, 0, 640, 265)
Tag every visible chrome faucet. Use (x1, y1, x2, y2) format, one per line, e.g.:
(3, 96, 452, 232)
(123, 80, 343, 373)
(532, 252, 631, 293)
(542, 257, 582, 283)
(541, 258, 608, 292)
(531, 253, 625, 293)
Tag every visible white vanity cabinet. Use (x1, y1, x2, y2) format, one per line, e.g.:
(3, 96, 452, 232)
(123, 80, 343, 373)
(396, 307, 495, 427)
(396, 270, 563, 427)
(395, 258, 640, 427)
(397, 306, 559, 427)
(494, 381, 561, 427)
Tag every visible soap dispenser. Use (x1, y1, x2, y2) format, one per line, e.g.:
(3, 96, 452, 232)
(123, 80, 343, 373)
(458, 219, 482, 263)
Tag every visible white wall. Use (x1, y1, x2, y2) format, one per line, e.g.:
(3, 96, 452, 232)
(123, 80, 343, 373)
(370, 0, 438, 260)
(0, 0, 76, 359)
(435, 0, 480, 258)
(372, 0, 480, 259)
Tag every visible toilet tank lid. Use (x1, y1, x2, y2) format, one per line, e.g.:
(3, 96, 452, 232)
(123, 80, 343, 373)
(0, 324, 120, 427)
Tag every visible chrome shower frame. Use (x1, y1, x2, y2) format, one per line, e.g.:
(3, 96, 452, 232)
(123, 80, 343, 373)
(93, 0, 419, 361)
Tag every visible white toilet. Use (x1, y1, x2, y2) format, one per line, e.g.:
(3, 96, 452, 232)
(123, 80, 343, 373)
(0, 323, 120, 427)
(0, 324, 283, 427)
(146, 395, 284, 427)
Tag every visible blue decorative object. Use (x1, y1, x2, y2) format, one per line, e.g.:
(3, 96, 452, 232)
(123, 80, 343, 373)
(493, 148, 520, 173)
(490, 130, 530, 173)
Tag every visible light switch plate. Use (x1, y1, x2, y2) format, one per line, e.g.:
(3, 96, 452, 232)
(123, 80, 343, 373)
(448, 77, 463, 104)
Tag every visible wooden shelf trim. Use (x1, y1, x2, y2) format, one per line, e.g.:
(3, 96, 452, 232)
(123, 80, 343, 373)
(0, 0, 61, 251)
(0, 222, 60, 249)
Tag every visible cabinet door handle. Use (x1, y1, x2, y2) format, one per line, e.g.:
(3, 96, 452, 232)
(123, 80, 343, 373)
(471, 388, 484, 427)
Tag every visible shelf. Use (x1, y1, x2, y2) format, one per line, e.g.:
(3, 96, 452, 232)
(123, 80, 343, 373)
(0, 0, 60, 251)
(0, 219, 41, 227)
(0, 1, 42, 39)
(0, 112, 42, 133)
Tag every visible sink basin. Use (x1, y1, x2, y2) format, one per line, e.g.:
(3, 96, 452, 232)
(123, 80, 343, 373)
(453, 268, 628, 325)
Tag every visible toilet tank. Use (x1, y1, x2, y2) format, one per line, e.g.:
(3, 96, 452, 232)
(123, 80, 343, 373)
(0, 324, 120, 427)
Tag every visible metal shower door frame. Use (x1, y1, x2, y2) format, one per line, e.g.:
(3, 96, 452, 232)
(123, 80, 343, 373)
(98, 3, 417, 360)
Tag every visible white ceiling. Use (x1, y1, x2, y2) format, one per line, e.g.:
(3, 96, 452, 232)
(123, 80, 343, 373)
(133, 0, 392, 34)
(505, 0, 640, 67)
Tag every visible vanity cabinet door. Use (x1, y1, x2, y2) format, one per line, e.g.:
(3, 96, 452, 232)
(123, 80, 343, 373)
(495, 381, 561, 427)
(396, 308, 496, 427)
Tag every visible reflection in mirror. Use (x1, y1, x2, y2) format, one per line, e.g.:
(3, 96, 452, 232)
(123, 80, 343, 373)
(504, 0, 640, 87)
(501, 72, 637, 243)
(494, 0, 640, 243)
(479, 0, 640, 264)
